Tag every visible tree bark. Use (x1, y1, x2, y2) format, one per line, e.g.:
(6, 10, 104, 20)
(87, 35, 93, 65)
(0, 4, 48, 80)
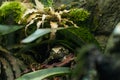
(86, 0, 120, 35)
(80, 0, 120, 49)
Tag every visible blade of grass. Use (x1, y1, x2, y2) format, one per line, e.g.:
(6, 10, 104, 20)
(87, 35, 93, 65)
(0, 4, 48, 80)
(16, 67, 71, 80)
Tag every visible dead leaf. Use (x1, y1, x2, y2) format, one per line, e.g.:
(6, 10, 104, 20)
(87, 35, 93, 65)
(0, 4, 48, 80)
(27, 14, 40, 23)
(41, 14, 47, 27)
(37, 21, 42, 29)
(22, 9, 38, 19)
(55, 12, 61, 22)
(35, 0, 44, 12)
(50, 21, 58, 39)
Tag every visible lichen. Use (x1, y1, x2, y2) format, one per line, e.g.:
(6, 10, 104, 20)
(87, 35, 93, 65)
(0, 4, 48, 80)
(0, 1, 26, 24)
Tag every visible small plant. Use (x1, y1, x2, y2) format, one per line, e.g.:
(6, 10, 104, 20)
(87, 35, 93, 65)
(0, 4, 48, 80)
(19, 0, 90, 42)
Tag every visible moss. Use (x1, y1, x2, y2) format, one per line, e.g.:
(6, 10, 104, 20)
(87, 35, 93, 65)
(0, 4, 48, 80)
(69, 8, 90, 21)
(0, 1, 26, 24)
(68, 8, 90, 23)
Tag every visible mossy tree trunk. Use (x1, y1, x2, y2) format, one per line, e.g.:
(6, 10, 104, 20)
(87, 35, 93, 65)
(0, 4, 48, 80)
(80, 0, 120, 35)
(69, 0, 120, 49)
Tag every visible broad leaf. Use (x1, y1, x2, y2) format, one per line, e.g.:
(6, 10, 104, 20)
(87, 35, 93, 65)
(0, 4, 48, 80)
(21, 28, 64, 43)
(16, 67, 71, 80)
(0, 25, 24, 36)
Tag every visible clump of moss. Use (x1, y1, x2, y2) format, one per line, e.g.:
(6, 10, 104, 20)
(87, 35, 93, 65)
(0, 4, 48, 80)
(69, 8, 90, 23)
(0, 1, 26, 24)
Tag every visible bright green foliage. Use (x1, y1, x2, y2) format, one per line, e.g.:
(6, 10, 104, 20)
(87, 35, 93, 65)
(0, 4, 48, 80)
(0, 1, 26, 24)
(69, 8, 90, 22)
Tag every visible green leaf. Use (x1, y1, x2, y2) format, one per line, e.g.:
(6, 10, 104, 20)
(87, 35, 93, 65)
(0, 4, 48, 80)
(0, 25, 24, 36)
(21, 28, 64, 43)
(56, 27, 100, 49)
(16, 67, 71, 80)
(21, 29, 51, 43)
